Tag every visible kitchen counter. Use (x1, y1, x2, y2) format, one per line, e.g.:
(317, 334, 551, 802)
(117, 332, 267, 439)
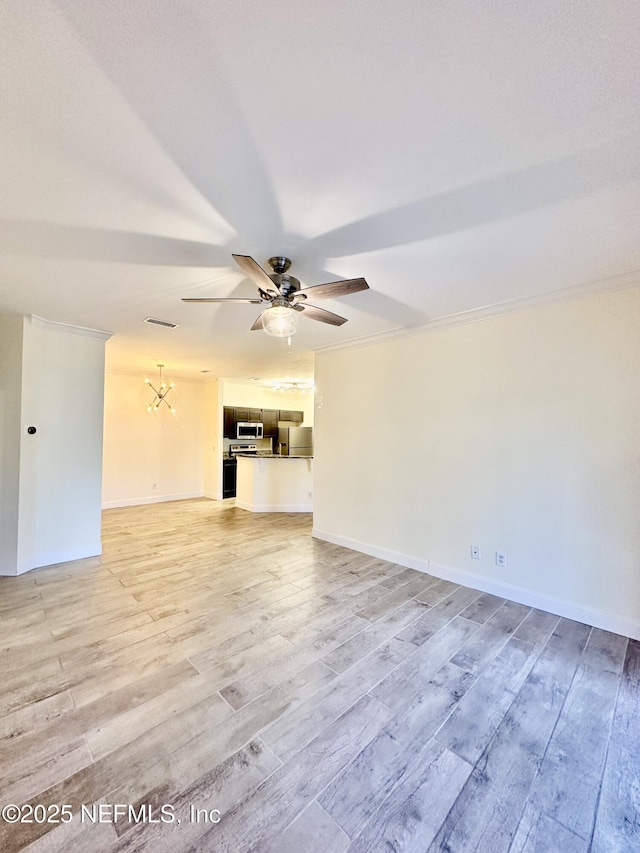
(235, 455, 313, 512)
(235, 453, 314, 459)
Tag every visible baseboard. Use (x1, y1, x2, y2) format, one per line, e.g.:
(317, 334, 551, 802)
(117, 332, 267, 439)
(238, 501, 313, 513)
(312, 528, 640, 641)
(312, 528, 430, 573)
(427, 560, 640, 641)
(204, 490, 223, 501)
(102, 491, 204, 509)
(17, 543, 103, 575)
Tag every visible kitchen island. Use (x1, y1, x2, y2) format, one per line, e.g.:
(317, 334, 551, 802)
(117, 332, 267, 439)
(235, 454, 313, 513)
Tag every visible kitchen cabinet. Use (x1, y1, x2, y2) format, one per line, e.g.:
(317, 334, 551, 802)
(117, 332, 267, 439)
(236, 408, 262, 422)
(262, 408, 278, 437)
(224, 406, 267, 438)
(223, 407, 236, 439)
(224, 405, 302, 438)
(278, 409, 304, 424)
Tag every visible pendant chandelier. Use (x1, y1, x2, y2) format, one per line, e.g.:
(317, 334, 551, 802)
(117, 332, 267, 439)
(144, 364, 176, 413)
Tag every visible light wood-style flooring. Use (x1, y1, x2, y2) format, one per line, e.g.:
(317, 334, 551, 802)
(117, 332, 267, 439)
(1, 498, 638, 852)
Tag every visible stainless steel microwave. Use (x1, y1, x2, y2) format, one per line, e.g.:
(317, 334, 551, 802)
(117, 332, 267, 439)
(237, 422, 263, 440)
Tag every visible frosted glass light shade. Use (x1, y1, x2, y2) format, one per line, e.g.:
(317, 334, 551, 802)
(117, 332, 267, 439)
(261, 306, 299, 337)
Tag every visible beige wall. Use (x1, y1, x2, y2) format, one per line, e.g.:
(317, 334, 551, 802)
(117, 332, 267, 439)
(102, 370, 209, 506)
(313, 287, 640, 639)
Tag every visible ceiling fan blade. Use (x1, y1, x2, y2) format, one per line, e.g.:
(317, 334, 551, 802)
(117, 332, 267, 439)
(250, 314, 265, 331)
(232, 254, 278, 291)
(294, 277, 369, 302)
(299, 304, 348, 326)
(182, 297, 265, 303)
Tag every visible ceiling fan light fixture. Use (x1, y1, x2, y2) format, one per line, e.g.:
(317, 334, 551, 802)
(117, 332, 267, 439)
(261, 303, 299, 338)
(183, 254, 369, 336)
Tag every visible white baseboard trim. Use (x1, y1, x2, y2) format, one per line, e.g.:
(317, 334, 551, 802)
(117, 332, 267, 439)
(102, 492, 204, 509)
(238, 501, 313, 513)
(17, 543, 103, 575)
(428, 561, 640, 641)
(312, 528, 430, 573)
(312, 528, 640, 641)
(204, 491, 223, 501)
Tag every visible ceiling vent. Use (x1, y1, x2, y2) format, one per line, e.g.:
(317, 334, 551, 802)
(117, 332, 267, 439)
(144, 317, 179, 329)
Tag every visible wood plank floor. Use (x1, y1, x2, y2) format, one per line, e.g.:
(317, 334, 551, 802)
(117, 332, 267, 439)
(0, 498, 637, 852)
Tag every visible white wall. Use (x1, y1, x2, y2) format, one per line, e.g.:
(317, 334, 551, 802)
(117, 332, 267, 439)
(102, 369, 209, 507)
(236, 456, 314, 512)
(0, 313, 24, 575)
(313, 287, 640, 639)
(0, 314, 108, 575)
(222, 382, 314, 426)
(17, 317, 107, 572)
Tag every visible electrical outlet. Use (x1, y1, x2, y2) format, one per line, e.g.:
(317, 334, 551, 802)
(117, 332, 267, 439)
(307, 491, 313, 499)
(471, 545, 481, 560)
(496, 551, 507, 567)
(152, 483, 157, 490)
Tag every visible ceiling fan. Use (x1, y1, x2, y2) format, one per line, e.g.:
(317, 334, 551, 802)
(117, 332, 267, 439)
(182, 254, 369, 337)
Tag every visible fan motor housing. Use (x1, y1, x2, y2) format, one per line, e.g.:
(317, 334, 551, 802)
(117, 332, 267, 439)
(267, 257, 300, 297)
(270, 273, 301, 297)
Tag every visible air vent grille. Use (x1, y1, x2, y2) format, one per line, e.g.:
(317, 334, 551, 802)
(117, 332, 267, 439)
(144, 317, 179, 329)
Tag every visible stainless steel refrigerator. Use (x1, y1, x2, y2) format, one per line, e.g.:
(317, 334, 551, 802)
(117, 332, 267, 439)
(277, 426, 313, 456)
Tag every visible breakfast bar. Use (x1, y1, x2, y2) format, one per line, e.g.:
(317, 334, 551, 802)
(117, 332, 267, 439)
(235, 454, 314, 513)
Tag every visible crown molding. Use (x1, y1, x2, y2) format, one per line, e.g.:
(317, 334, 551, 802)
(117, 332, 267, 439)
(29, 315, 113, 341)
(105, 364, 214, 383)
(315, 269, 640, 355)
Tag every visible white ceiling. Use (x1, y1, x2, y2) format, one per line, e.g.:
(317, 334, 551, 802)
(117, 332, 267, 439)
(1, 1, 639, 382)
